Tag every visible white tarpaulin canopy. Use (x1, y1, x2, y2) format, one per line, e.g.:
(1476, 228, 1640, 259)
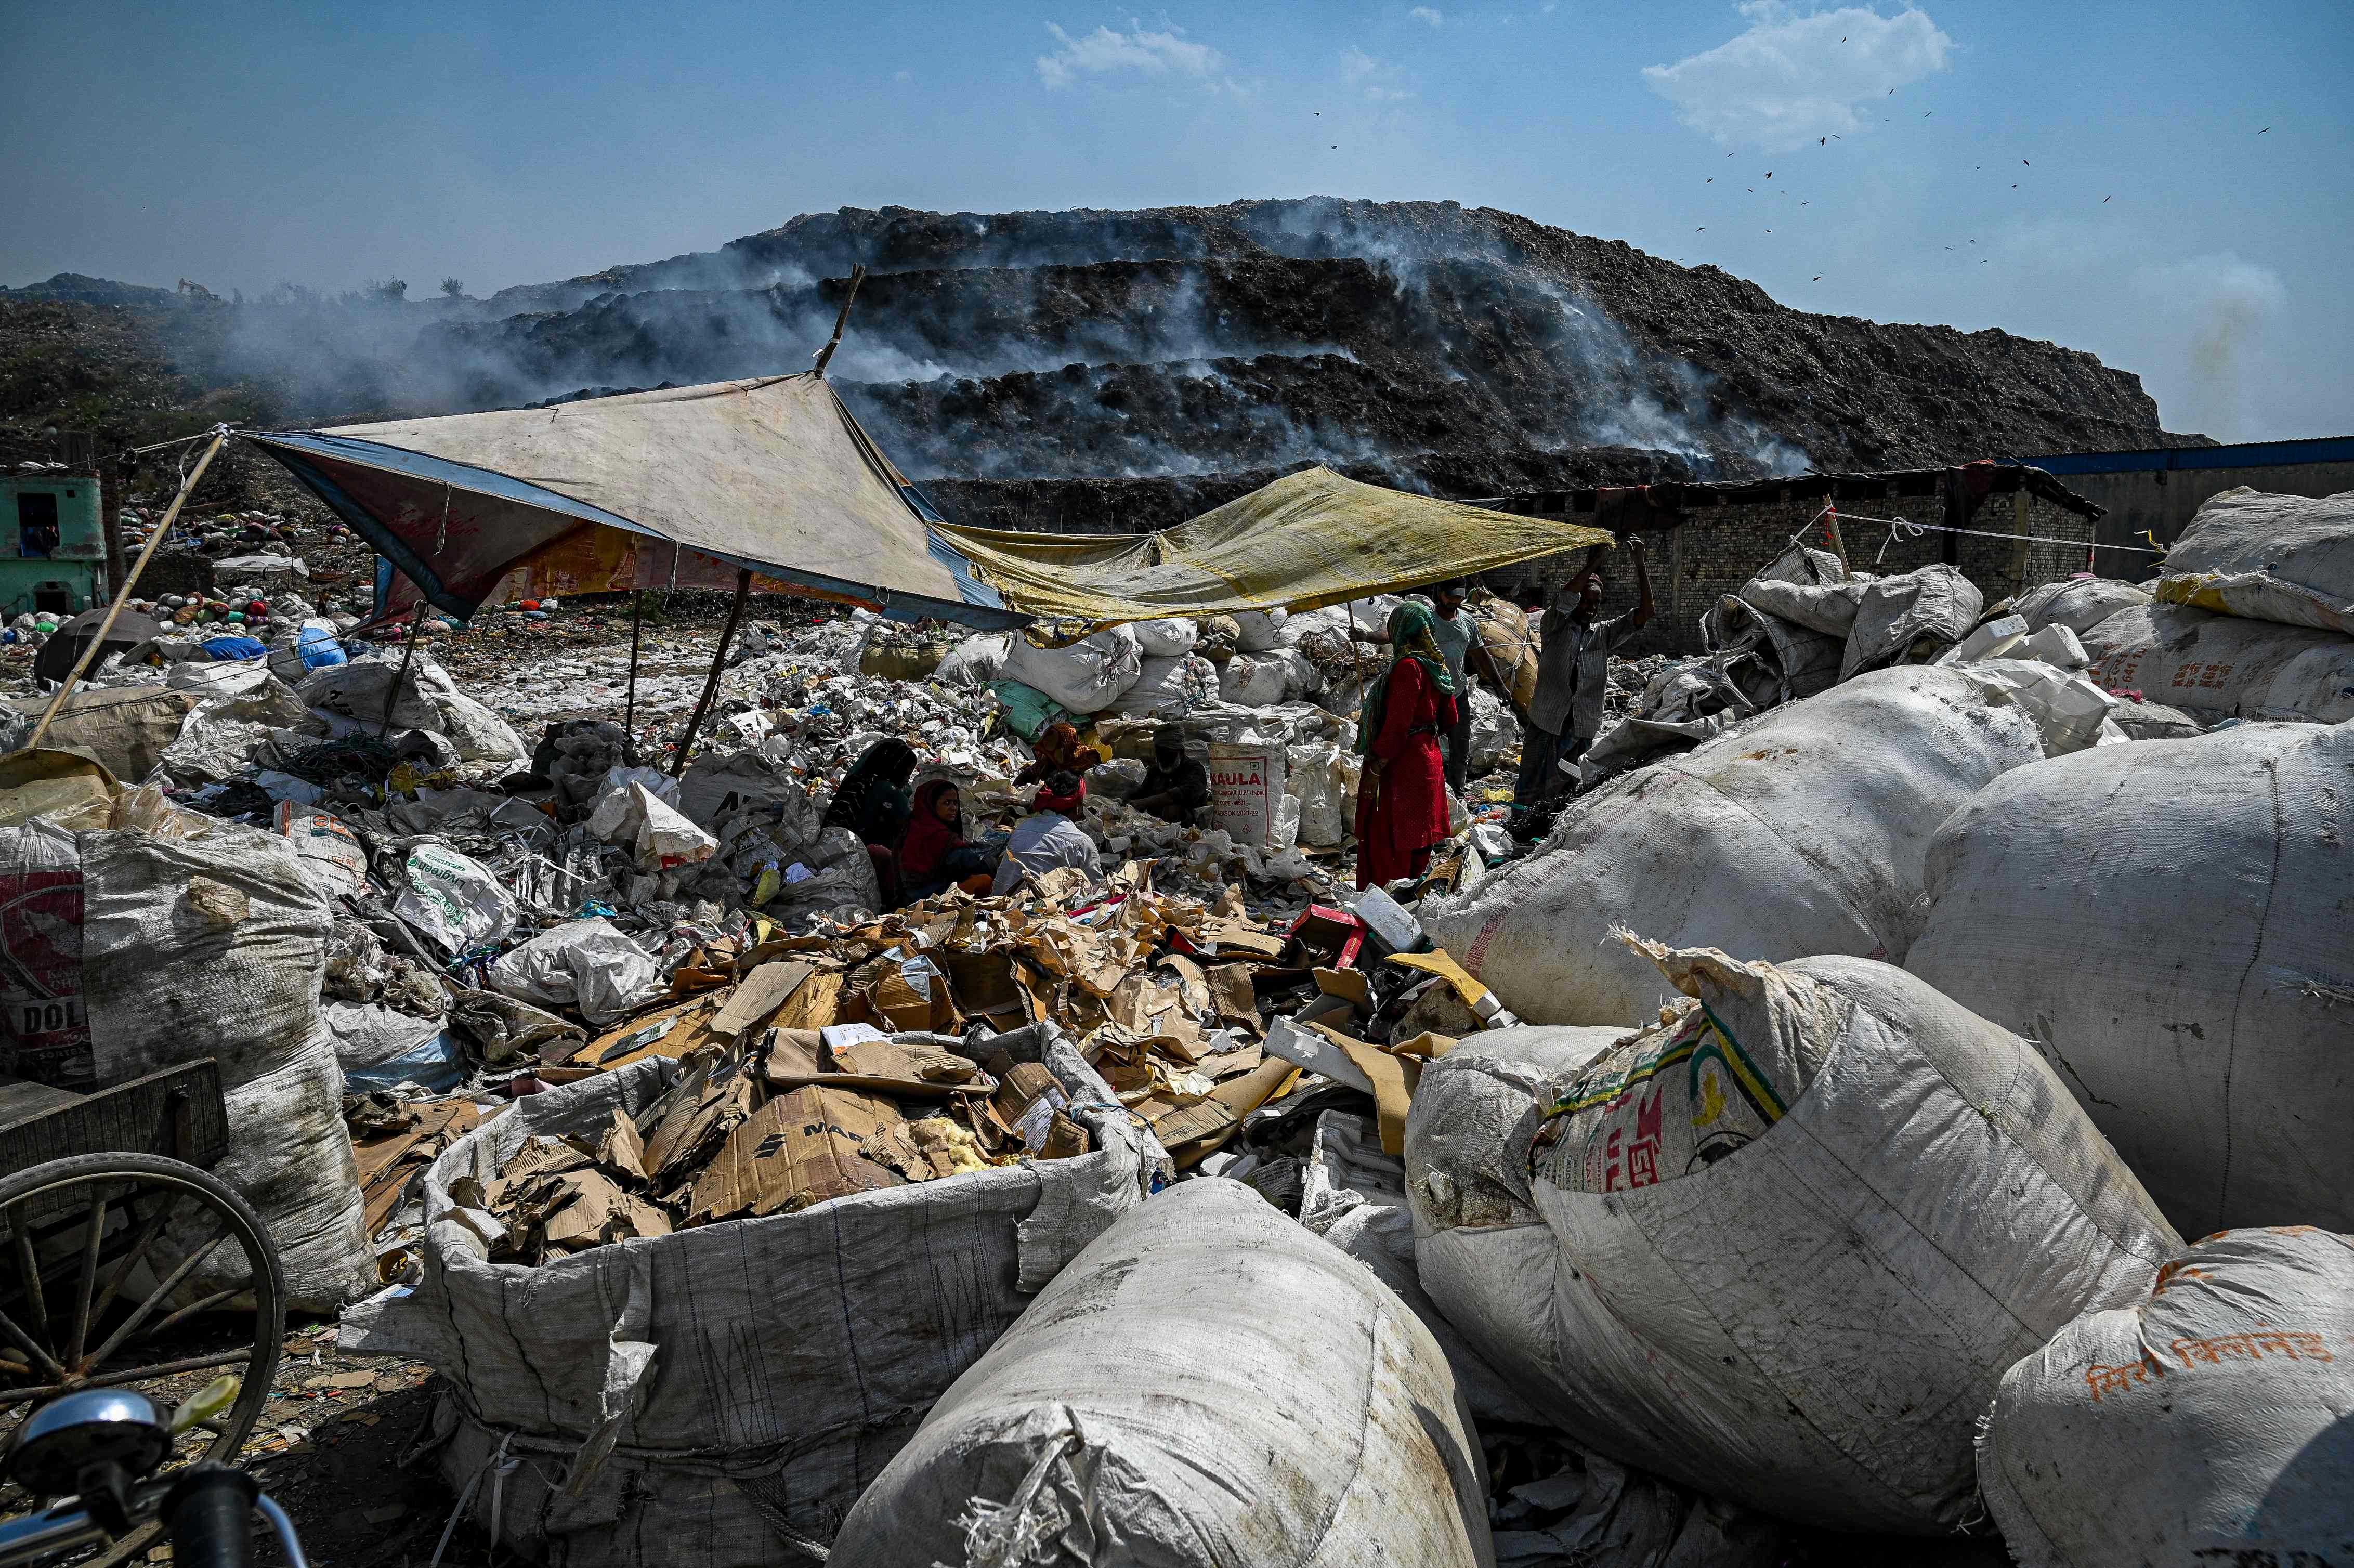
(244, 372, 1022, 626)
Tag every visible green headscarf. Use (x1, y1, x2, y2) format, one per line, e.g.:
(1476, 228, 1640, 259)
(1354, 602, 1460, 755)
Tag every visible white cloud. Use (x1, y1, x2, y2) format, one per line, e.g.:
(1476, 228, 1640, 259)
(1642, 5, 1952, 151)
(1409, 6, 1445, 27)
(1340, 45, 1415, 100)
(1037, 20, 1223, 89)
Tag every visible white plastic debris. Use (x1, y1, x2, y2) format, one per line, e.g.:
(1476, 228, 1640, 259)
(393, 842, 518, 955)
(488, 918, 665, 1027)
(588, 778, 717, 870)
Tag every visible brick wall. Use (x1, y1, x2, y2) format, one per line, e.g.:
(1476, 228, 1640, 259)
(1482, 483, 2096, 656)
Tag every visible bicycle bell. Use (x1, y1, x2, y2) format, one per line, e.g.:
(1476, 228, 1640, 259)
(5, 1390, 173, 1497)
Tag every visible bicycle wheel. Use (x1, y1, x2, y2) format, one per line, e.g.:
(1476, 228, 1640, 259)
(0, 1153, 283, 1469)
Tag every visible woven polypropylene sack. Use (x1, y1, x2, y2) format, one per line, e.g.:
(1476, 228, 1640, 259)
(1841, 564, 1982, 678)
(2154, 485, 2354, 635)
(999, 625, 1142, 714)
(297, 650, 527, 762)
(1216, 650, 1292, 707)
(829, 1178, 1497, 1568)
(1231, 608, 1288, 653)
(1101, 653, 1214, 717)
(1404, 1026, 1630, 1436)
(1979, 1225, 2354, 1567)
(2011, 577, 2151, 638)
(1735, 544, 1865, 638)
(2079, 602, 2354, 724)
(342, 1039, 1161, 1567)
(77, 826, 374, 1310)
(1908, 719, 2354, 1235)
(933, 632, 1011, 687)
(1130, 617, 1199, 658)
(1420, 667, 2058, 1026)
(1408, 947, 2179, 1534)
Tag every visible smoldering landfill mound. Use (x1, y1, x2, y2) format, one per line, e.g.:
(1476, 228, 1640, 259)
(160, 197, 2190, 500)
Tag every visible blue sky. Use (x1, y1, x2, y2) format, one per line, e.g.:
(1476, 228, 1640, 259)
(5, 1, 2348, 441)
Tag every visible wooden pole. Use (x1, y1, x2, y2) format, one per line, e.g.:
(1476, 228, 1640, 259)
(377, 618, 422, 740)
(623, 589, 646, 763)
(99, 454, 128, 603)
(1820, 506, 1851, 574)
(809, 265, 869, 376)
(670, 567, 752, 776)
(29, 428, 224, 750)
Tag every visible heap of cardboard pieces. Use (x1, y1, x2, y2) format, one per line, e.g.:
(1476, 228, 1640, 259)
(432, 857, 1510, 1264)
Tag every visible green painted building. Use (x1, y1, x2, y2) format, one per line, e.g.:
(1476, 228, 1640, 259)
(0, 472, 108, 618)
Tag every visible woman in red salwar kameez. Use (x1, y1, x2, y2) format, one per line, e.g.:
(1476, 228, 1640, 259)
(1353, 603, 1461, 890)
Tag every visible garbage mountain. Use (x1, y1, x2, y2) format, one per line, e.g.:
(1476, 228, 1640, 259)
(19, 199, 2202, 535)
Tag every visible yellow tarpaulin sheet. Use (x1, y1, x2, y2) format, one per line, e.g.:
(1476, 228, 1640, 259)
(934, 466, 1615, 633)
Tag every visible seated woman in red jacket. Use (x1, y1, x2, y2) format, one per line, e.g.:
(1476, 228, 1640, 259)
(1353, 603, 1461, 891)
(898, 779, 1003, 903)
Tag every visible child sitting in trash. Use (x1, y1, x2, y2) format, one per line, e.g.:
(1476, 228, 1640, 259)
(899, 779, 1007, 902)
(1127, 725, 1210, 826)
(992, 770, 1103, 894)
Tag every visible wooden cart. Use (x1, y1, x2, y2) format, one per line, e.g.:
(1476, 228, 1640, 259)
(0, 1060, 283, 1473)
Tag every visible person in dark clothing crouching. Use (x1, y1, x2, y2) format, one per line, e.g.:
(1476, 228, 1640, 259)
(1129, 726, 1211, 825)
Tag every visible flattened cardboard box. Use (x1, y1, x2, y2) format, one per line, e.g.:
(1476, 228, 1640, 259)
(688, 1085, 904, 1222)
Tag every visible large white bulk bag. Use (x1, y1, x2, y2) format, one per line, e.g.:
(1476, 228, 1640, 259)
(1841, 563, 1982, 678)
(2012, 576, 2151, 637)
(998, 624, 1143, 714)
(2154, 485, 2354, 634)
(77, 826, 375, 1310)
(829, 1178, 1496, 1568)
(1230, 607, 1288, 652)
(1420, 665, 2066, 1026)
(1907, 719, 2354, 1234)
(1979, 1225, 2354, 1567)
(1285, 740, 1360, 847)
(1402, 1026, 1628, 1427)
(1100, 652, 1215, 717)
(1128, 616, 1199, 657)
(1217, 648, 1312, 708)
(1735, 544, 1866, 637)
(933, 631, 1011, 686)
(344, 1037, 1159, 1567)
(1408, 943, 2179, 1535)
(2080, 602, 2354, 724)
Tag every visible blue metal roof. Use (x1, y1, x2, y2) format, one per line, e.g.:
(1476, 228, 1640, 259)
(2020, 435, 2354, 476)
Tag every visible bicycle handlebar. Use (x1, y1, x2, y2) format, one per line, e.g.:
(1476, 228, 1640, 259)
(0, 1468, 304, 1568)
